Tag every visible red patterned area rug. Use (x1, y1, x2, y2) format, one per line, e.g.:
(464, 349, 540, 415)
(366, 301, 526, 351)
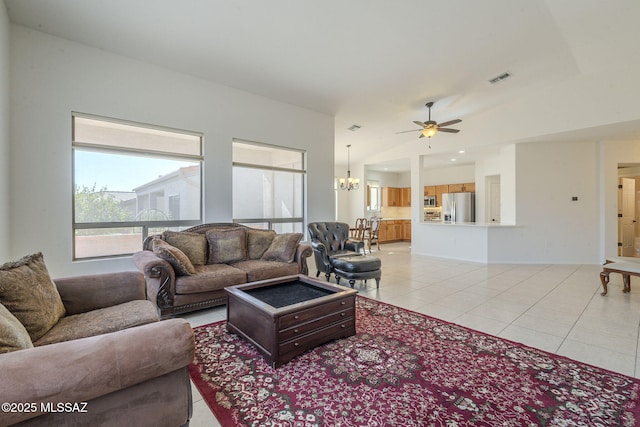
(189, 296, 640, 426)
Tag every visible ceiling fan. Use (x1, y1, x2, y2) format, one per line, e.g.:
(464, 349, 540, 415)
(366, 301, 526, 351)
(397, 101, 462, 145)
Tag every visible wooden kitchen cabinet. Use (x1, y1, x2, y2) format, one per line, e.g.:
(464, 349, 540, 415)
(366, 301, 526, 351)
(379, 220, 411, 243)
(435, 185, 448, 207)
(400, 187, 411, 207)
(447, 183, 464, 193)
(378, 220, 390, 241)
(382, 187, 399, 207)
(448, 182, 475, 193)
(424, 186, 436, 197)
(402, 220, 411, 240)
(392, 222, 402, 240)
(382, 187, 410, 207)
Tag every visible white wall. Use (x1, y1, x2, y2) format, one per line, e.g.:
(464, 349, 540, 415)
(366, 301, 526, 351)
(337, 166, 401, 225)
(422, 164, 475, 186)
(505, 141, 600, 263)
(414, 140, 625, 264)
(9, 25, 335, 277)
(0, 5, 9, 261)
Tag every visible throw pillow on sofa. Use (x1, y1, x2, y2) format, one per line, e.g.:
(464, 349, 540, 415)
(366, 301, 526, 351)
(247, 229, 276, 259)
(0, 303, 34, 353)
(163, 230, 207, 265)
(0, 252, 66, 341)
(207, 228, 247, 264)
(152, 238, 196, 276)
(262, 233, 302, 263)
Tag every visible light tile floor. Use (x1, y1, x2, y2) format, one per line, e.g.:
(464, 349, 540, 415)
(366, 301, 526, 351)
(183, 242, 640, 426)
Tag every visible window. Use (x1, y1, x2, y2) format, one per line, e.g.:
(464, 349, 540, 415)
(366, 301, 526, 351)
(72, 113, 203, 259)
(232, 140, 305, 233)
(368, 181, 381, 212)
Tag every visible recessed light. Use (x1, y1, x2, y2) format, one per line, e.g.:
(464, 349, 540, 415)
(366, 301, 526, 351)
(458, 150, 465, 154)
(450, 158, 457, 162)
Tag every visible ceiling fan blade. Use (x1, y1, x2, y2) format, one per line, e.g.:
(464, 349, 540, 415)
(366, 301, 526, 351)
(395, 129, 421, 134)
(413, 120, 426, 127)
(418, 133, 425, 138)
(438, 128, 460, 133)
(437, 119, 462, 127)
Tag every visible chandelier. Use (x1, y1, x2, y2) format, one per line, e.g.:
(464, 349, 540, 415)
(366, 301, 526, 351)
(339, 144, 360, 191)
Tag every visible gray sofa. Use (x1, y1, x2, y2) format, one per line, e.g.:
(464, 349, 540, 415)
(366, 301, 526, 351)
(0, 253, 194, 427)
(133, 223, 312, 319)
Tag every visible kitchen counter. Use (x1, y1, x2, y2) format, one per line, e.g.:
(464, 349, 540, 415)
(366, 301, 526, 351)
(412, 221, 521, 263)
(421, 221, 517, 227)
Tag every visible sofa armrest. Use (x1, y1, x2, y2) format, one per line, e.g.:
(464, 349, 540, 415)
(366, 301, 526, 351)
(132, 250, 176, 316)
(295, 242, 313, 275)
(0, 318, 195, 426)
(54, 271, 147, 315)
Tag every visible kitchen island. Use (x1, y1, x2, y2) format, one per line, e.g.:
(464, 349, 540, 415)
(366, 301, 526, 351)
(412, 221, 520, 263)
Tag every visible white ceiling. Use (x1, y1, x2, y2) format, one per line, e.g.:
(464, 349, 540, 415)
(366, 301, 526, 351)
(5, 0, 640, 171)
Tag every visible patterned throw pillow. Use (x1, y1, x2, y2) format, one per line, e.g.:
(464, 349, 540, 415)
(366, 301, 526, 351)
(246, 229, 276, 260)
(206, 229, 247, 264)
(152, 238, 196, 276)
(261, 233, 302, 263)
(0, 303, 34, 354)
(0, 252, 66, 341)
(162, 230, 207, 265)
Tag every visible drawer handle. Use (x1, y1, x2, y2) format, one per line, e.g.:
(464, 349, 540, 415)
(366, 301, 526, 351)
(341, 313, 346, 317)
(294, 342, 300, 347)
(294, 315, 299, 319)
(341, 324, 346, 328)
(294, 329, 299, 333)
(341, 301, 346, 305)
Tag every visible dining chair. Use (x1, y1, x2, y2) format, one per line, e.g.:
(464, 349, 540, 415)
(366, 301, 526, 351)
(351, 218, 368, 252)
(367, 217, 381, 252)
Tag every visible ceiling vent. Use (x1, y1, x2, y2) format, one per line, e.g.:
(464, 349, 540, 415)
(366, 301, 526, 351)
(348, 124, 361, 131)
(489, 72, 512, 84)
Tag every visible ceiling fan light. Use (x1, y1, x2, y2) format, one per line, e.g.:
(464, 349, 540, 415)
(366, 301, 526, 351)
(422, 127, 437, 138)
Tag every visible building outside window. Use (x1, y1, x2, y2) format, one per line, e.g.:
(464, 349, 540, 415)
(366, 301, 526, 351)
(232, 140, 305, 234)
(72, 113, 203, 259)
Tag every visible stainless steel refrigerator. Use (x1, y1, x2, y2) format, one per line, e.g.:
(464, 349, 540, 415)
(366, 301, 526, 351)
(442, 192, 475, 223)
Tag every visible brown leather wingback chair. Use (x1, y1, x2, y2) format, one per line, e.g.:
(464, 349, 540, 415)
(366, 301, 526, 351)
(307, 222, 364, 281)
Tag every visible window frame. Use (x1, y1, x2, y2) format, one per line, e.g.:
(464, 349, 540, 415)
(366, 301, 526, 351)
(231, 139, 306, 233)
(71, 112, 204, 260)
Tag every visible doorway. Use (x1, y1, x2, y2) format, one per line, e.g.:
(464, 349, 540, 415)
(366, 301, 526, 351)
(617, 164, 640, 257)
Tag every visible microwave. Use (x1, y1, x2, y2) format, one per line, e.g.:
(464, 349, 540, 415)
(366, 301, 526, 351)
(424, 195, 437, 207)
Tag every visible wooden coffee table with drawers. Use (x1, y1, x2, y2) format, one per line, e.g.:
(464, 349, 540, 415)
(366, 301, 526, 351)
(225, 274, 357, 368)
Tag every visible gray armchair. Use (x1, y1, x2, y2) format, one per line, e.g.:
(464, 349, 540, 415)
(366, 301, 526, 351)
(307, 222, 364, 281)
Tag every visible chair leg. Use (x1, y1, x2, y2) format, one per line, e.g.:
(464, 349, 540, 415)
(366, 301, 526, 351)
(316, 270, 320, 278)
(325, 272, 331, 282)
(600, 271, 610, 296)
(623, 274, 631, 293)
